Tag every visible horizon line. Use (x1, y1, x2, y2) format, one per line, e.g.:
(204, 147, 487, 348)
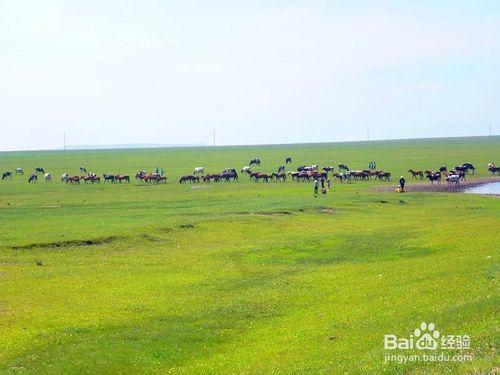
(1, 134, 499, 153)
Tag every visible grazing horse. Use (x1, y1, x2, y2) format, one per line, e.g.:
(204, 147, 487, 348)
(408, 169, 424, 179)
(439, 165, 447, 173)
(376, 171, 391, 181)
(272, 172, 287, 182)
(66, 176, 80, 184)
(179, 175, 199, 184)
(15, 168, 24, 175)
(249, 158, 261, 166)
(349, 171, 369, 181)
(103, 174, 115, 183)
(81, 174, 99, 184)
(322, 166, 334, 174)
(253, 173, 272, 183)
(221, 169, 238, 182)
(34, 167, 45, 174)
(44, 173, 52, 182)
(338, 163, 349, 172)
(147, 175, 166, 184)
(143, 173, 165, 184)
(61, 173, 69, 182)
(193, 167, 204, 175)
(80, 166, 87, 173)
(114, 175, 130, 183)
(285, 157, 292, 164)
(277, 165, 285, 173)
(28, 174, 38, 183)
(2, 171, 12, 180)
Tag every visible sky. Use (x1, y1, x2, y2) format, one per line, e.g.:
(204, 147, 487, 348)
(0, 0, 499, 151)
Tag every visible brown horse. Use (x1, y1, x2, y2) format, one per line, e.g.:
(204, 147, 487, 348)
(66, 176, 80, 184)
(272, 172, 287, 182)
(376, 171, 391, 181)
(408, 169, 424, 179)
(115, 175, 130, 183)
(254, 173, 272, 182)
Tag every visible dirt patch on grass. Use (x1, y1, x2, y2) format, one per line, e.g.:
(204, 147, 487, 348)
(11, 236, 121, 250)
(373, 177, 499, 193)
(317, 207, 338, 213)
(256, 211, 292, 216)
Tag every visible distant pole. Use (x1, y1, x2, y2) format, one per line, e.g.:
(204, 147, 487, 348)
(367, 127, 370, 141)
(213, 129, 215, 147)
(63, 132, 66, 150)
(490, 123, 492, 137)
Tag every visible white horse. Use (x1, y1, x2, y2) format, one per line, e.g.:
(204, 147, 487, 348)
(61, 172, 69, 182)
(44, 173, 52, 182)
(193, 167, 204, 175)
(15, 168, 24, 175)
(241, 166, 251, 174)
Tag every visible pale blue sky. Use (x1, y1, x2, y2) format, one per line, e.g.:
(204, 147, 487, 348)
(0, 0, 499, 150)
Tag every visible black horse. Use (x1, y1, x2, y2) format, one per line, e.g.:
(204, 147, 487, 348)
(249, 158, 261, 166)
(179, 175, 200, 184)
(103, 174, 115, 183)
(277, 165, 285, 173)
(462, 162, 476, 174)
(34, 167, 45, 174)
(285, 157, 292, 164)
(2, 171, 12, 180)
(28, 174, 38, 183)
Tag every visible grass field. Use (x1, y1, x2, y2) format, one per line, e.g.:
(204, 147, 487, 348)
(0, 136, 498, 373)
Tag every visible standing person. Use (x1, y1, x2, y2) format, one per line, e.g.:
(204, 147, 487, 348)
(313, 178, 319, 196)
(399, 176, 406, 192)
(327, 177, 331, 191)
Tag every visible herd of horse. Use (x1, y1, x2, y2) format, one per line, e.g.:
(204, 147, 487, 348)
(178, 161, 391, 184)
(1, 159, 498, 188)
(406, 162, 480, 186)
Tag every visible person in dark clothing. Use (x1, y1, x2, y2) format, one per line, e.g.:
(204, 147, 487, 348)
(399, 176, 406, 191)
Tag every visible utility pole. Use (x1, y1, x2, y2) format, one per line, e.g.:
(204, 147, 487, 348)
(367, 127, 370, 141)
(63, 132, 66, 150)
(213, 129, 216, 147)
(490, 123, 492, 137)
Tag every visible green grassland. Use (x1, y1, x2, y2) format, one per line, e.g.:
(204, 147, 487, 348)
(0, 136, 498, 373)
